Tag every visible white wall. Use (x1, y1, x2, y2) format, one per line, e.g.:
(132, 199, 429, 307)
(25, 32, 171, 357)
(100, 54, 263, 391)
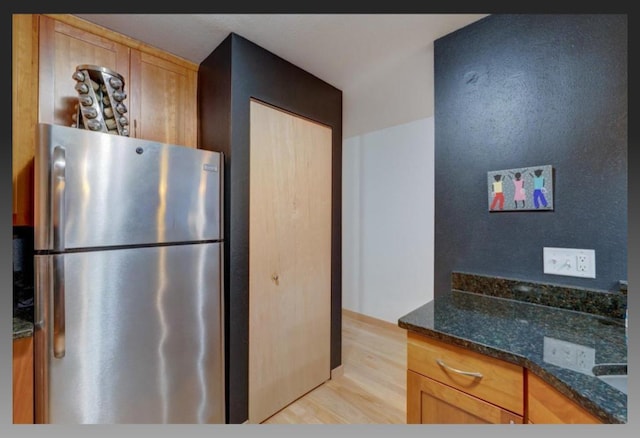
(342, 117, 434, 323)
(342, 44, 434, 138)
(339, 20, 489, 323)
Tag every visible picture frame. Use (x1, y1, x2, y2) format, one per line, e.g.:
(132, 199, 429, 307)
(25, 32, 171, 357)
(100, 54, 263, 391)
(487, 165, 553, 211)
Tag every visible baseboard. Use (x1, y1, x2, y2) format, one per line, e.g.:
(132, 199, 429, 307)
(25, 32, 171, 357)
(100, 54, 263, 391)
(330, 364, 344, 380)
(342, 308, 406, 334)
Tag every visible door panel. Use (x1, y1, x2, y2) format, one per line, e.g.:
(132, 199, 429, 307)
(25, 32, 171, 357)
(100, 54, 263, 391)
(13, 337, 34, 424)
(407, 370, 523, 424)
(527, 372, 601, 424)
(129, 50, 197, 146)
(13, 14, 39, 226)
(38, 15, 130, 127)
(248, 100, 332, 423)
(34, 243, 224, 423)
(35, 123, 222, 250)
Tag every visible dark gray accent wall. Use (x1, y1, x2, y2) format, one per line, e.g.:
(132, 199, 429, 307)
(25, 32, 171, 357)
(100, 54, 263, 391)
(198, 33, 343, 424)
(434, 14, 627, 296)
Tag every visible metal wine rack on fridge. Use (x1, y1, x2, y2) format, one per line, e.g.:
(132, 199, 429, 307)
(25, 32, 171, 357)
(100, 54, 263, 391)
(71, 64, 130, 136)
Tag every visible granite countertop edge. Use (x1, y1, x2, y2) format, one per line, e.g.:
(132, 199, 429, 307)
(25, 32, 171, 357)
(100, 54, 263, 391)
(398, 317, 625, 424)
(13, 317, 34, 340)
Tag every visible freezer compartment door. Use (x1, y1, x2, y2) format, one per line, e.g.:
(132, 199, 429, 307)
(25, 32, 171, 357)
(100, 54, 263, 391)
(34, 243, 225, 424)
(35, 123, 222, 250)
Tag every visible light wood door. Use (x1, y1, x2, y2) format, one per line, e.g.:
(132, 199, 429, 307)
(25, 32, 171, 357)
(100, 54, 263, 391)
(38, 15, 130, 127)
(13, 337, 34, 424)
(407, 370, 523, 424)
(129, 50, 197, 147)
(265, 310, 407, 424)
(248, 99, 332, 423)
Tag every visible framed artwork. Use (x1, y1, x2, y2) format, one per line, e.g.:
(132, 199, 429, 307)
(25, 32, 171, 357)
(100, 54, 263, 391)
(487, 165, 553, 211)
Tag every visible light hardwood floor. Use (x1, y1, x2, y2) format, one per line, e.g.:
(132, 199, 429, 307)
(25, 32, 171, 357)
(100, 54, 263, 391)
(263, 309, 407, 424)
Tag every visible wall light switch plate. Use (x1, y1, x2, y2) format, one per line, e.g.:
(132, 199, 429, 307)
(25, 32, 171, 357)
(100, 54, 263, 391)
(543, 247, 596, 278)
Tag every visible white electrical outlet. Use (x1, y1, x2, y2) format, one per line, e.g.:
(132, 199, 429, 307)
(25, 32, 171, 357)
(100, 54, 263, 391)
(577, 255, 589, 272)
(543, 247, 596, 278)
(543, 336, 595, 374)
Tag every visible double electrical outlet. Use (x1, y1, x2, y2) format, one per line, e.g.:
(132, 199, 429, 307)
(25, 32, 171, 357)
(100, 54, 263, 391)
(543, 247, 596, 278)
(543, 336, 595, 374)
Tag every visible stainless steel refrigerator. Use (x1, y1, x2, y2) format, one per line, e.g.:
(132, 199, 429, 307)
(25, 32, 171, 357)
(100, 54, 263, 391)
(33, 123, 225, 424)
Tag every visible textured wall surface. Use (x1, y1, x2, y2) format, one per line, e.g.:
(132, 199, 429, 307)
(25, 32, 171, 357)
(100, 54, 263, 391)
(434, 14, 627, 296)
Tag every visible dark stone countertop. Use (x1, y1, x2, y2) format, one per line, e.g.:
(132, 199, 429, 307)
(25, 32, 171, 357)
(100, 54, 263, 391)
(13, 304, 34, 340)
(13, 317, 34, 340)
(398, 289, 627, 424)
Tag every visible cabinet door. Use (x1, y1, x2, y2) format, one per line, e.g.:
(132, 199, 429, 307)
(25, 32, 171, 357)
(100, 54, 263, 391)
(38, 15, 130, 127)
(248, 99, 332, 423)
(527, 372, 601, 424)
(13, 337, 34, 424)
(407, 370, 523, 424)
(129, 50, 197, 147)
(12, 14, 39, 226)
(407, 331, 524, 415)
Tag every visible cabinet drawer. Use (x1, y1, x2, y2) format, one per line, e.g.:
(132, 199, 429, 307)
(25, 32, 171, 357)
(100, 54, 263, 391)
(407, 332, 523, 415)
(408, 370, 523, 424)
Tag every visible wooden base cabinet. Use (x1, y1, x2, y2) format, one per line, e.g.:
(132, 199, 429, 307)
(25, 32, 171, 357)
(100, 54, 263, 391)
(405, 332, 605, 424)
(407, 371, 523, 424)
(527, 372, 602, 424)
(13, 337, 34, 424)
(406, 332, 524, 424)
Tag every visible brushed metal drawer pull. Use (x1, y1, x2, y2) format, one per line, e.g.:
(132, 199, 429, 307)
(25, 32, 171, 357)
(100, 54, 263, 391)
(436, 359, 483, 378)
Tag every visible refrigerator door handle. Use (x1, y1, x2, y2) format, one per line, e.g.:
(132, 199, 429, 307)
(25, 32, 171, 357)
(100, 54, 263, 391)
(52, 146, 66, 252)
(53, 255, 65, 358)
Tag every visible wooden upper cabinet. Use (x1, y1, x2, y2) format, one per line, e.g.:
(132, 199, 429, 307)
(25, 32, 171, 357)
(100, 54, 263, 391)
(129, 50, 197, 147)
(37, 14, 198, 147)
(14, 14, 200, 225)
(13, 14, 39, 226)
(38, 15, 130, 128)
